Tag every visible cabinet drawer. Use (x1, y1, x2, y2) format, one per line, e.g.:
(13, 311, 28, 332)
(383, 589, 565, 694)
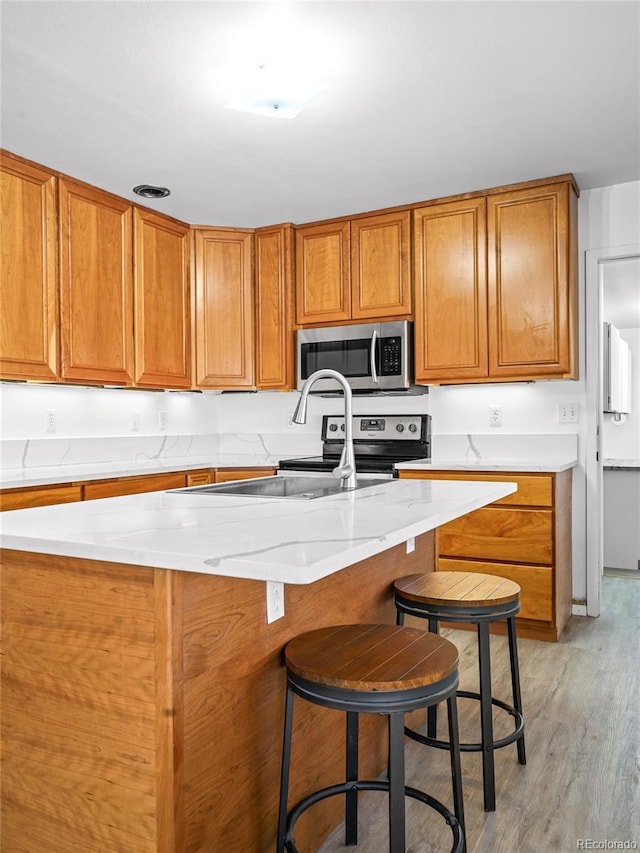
(186, 470, 213, 487)
(439, 558, 553, 622)
(84, 472, 186, 500)
(0, 484, 83, 511)
(400, 470, 552, 506)
(214, 468, 276, 483)
(439, 506, 553, 564)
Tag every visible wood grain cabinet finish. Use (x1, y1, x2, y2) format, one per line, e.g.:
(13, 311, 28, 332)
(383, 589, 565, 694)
(413, 197, 488, 382)
(214, 467, 275, 482)
(193, 227, 254, 388)
(83, 472, 187, 501)
(0, 153, 58, 381)
(295, 219, 351, 325)
(399, 469, 573, 641)
(0, 483, 83, 511)
(487, 181, 578, 379)
(133, 209, 191, 388)
(350, 210, 412, 319)
(59, 178, 135, 385)
(254, 224, 295, 389)
(413, 177, 578, 384)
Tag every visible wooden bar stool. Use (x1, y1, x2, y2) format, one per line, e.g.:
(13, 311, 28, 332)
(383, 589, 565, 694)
(277, 623, 466, 853)
(393, 572, 526, 812)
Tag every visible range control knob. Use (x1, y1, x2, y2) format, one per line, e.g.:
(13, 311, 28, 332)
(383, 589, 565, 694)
(396, 423, 405, 432)
(408, 423, 418, 433)
(329, 423, 338, 432)
(340, 424, 345, 431)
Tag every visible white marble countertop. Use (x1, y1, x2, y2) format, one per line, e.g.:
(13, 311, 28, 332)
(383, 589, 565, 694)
(0, 453, 285, 490)
(0, 476, 516, 584)
(603, 458, 640, 469)
(397, 456, 577, 473)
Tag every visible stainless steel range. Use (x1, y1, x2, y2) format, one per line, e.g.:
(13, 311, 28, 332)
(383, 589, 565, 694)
(278, 413, 431, 477)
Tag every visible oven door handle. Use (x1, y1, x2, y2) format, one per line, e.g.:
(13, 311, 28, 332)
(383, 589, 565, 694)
(370, 330, 379, 384)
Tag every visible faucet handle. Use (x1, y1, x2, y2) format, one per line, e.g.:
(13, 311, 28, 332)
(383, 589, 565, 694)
(332, 464, 354, 480)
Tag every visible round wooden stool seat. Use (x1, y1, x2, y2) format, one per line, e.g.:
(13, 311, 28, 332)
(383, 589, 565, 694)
(285, 623, 459, 696)
(393, 571, 527, 814)
(277, 623, 466, 853)
(394, 572, 521, 619)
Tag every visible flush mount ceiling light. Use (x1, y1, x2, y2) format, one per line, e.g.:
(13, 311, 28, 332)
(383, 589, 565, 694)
(225, 62, 325, 119)
(133, 184, 171, 199)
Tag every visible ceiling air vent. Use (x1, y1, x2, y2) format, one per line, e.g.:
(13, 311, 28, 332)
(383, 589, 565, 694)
(133, 184, 171, 199)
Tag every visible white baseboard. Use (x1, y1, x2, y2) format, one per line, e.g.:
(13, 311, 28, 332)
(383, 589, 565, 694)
(572, 603, 588, 616)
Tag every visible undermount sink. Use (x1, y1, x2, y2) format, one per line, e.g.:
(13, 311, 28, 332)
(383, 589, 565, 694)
(170, 475, 385, 501)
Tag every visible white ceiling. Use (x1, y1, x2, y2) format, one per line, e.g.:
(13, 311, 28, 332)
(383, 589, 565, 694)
(1, 1, 639, 228)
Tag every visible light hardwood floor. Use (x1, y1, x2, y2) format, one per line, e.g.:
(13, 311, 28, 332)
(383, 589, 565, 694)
(317, 577, 640, 853)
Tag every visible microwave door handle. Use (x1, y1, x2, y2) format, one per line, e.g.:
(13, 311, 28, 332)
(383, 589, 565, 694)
(370, 330, 379, 383)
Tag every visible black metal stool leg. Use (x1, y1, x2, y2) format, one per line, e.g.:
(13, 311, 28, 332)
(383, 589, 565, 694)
(388, 712, 406, 853)
(345, 711, 359, 845)
(277, 684, 295, 853)
(446, 694, 466, 852)
(427, 618, 439, 738)
(507, 615, 527, 765)
(477, 622, 496, 812)
(396, 609, 405, 626)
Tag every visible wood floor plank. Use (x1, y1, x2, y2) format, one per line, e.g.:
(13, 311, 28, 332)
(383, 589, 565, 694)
(317, 577, 640, 853)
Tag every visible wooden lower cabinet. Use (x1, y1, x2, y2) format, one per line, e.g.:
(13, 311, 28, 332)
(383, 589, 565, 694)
(0, 531, 435, 851)
(0, 483, 83, 511)
(399, 469, 573, 640)
(214, 467, 275, 483)
(83, 472, 187, 500)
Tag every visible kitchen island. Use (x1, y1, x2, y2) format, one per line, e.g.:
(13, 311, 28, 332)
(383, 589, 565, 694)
(1, 476, 515, 853)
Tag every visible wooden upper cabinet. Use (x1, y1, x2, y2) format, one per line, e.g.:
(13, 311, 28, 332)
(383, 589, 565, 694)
(133, 209, 191, 388)
(351, 211, 411, 319)
(487, 180, 578, 380)
(0, 153, 58, 381)
(295, 220, 351, 324)
(59, 178, 134, 384)
(193, 228, 254, 388)
(413, 198, 488, 382)
(254, 224, 295, 389)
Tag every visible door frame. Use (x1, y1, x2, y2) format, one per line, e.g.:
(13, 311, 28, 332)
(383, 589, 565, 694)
(585, 243, 640, 616)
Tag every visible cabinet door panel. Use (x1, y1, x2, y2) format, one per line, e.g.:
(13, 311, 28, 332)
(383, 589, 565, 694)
(0, 155, 58, 380)
(439, 558, 553, 622)
(194, 229, 254, 388)
(0, 484, 82, 511)
(438, 506, 553, 564)
(413, 198, 488, 381)
(59, 179, 134, 384)
(134, 209, 190, 388)
(84, 472, 186, 500)
(214, 469, 275, 482)
(295, 221, 350, 324)
(351, 211, 411, 319)
(400, 470, 553, 507)
(487, 183, 576, 378)
(255, 225, 294, 389)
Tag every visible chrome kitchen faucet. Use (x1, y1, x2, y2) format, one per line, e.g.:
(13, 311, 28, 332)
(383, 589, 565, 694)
(292, 369, 358, 490)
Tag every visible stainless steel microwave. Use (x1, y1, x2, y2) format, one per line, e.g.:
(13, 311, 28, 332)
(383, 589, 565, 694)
(296, 321, 414, 393)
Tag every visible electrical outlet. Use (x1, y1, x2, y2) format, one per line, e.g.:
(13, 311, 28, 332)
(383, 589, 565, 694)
(45, 409, 57, 433)
(159, 411, 168, 431)
(131, 411, 140, 432)
(559, 403, 579, 423)
(489, 405, 503, 427)
(266, 581, 285, 623)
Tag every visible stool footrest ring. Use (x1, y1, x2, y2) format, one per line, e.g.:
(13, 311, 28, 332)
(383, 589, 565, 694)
(281, 779, 464, 853)
(406, 689, 525, 755)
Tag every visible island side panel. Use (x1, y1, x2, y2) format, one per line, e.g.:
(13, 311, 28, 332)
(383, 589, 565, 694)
(0, 549, 164, 853)
(176, 531, 435, 853)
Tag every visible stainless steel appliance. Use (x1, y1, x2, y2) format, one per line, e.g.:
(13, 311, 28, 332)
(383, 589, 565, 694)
(279, 413, 431, 477)
(296, 321, 415, 393)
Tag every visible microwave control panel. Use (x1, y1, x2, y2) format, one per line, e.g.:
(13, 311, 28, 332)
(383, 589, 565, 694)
(379, 336, 402, 375)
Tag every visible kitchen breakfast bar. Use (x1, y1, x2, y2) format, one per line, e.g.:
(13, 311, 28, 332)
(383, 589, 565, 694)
(0, 476, 515, 852)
